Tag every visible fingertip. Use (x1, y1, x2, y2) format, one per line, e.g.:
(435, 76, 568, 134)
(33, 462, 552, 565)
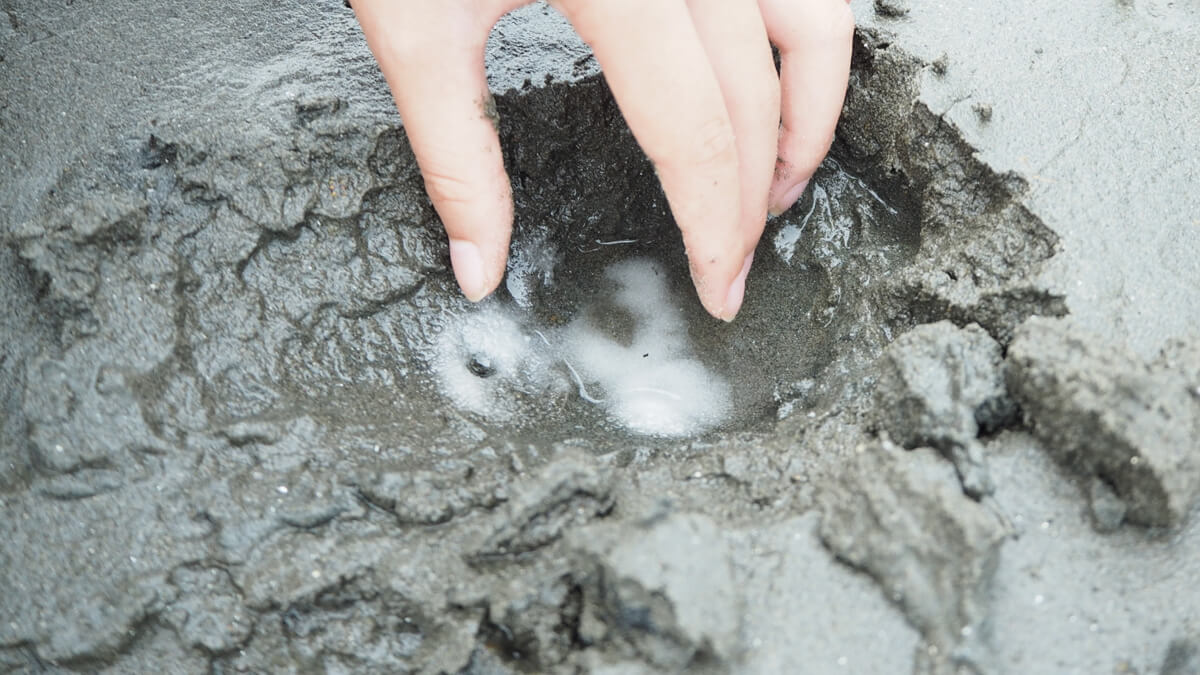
(449, 238, 499, 302)
(720, 251, 755, 322)
(768, 178, 810, 217)
(693, 250, 754, 321)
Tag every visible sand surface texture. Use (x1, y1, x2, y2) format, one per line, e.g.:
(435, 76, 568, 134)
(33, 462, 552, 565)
(1, 1, 1198, 673)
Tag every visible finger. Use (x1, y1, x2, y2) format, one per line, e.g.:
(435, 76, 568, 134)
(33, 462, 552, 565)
(759, 0, 854, 216)
(552, 0, 747, 321)
(353, 0, 529, 301)
(686, 0, 780, 259)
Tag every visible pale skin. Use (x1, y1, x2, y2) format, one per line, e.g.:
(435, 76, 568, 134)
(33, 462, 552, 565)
(353, 0, 854, 321)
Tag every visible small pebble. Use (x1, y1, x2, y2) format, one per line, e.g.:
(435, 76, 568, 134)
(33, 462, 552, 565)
(874, 0, 910, 17)
(932, 54, 950, 75)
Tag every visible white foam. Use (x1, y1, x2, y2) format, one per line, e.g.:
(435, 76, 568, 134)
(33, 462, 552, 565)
(430, 259, 731, 438)
(431, 306, 554, 421)
(773, 181, 818, 264)
(565, 259, 731, 437)
(774, 223, 802, 263)
(505, 232, 558, 309)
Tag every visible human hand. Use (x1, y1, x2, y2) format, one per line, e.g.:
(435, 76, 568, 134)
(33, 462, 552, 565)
(353, 0, 853, 320)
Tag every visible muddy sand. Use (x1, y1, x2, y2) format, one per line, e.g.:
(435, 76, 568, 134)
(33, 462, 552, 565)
(1, 1, 1198, 673)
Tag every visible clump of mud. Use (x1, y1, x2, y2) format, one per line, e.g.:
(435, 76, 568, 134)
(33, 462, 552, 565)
(3, 5, 1196, 675)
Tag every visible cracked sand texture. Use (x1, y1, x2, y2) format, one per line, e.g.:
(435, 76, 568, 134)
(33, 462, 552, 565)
(2, 1, 1198, 673)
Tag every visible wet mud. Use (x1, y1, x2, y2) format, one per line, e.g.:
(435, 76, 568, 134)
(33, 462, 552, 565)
(1, 1, 1198, 674)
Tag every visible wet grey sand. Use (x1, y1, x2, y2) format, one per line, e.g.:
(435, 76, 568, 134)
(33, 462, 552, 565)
(1, 1, 1198, 673)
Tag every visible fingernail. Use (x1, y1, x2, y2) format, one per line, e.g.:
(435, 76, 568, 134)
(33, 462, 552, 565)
(449, 238, 489, 302)
(768, 179, 809, 217)
(719, 252, 754, 322)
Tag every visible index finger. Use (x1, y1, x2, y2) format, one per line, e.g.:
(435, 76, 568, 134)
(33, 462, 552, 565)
(552, 0, 747, 321)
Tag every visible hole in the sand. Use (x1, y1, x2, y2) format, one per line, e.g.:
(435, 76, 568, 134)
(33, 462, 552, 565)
(467, 355, 496, 379)
(230, 65, 1061, 454)
(406, 156, 919, 448)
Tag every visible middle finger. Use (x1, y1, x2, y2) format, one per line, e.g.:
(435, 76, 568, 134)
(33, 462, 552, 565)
(686, 0, 781, 256)
(552, 0, 746, 320)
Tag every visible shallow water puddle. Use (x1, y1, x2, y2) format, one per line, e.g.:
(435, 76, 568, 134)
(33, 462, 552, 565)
(433, 258, 730, 437)
(254, 159, 916, 451)
(416, 158, 917, 446)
